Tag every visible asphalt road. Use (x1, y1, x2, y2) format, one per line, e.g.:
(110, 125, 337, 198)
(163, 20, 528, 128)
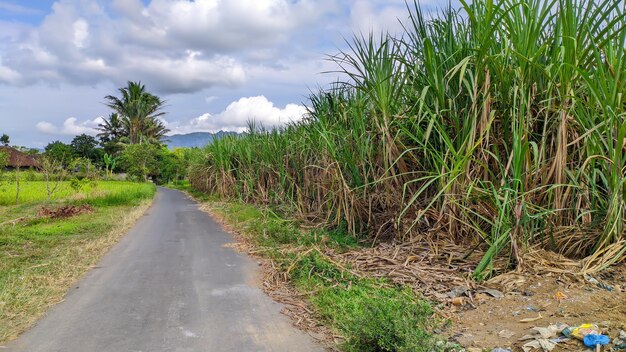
(6, 187, 322, 352)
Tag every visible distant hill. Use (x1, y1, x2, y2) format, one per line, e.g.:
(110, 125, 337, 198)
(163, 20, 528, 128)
(164, 131, 239, 149)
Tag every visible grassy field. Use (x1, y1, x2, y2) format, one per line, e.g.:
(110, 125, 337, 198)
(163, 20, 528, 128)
(188, 0, 626, 278)
(0, 181, 156, 343)
(170, 183, 442, 351)
(0, 180, 155, 206)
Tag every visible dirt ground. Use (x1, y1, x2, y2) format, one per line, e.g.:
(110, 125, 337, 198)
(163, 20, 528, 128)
(450, 266, 626, 351)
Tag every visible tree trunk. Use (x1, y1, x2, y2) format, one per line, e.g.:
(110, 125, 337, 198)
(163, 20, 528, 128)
(46, 171, 51, 200)
(15, 166, 20, 205)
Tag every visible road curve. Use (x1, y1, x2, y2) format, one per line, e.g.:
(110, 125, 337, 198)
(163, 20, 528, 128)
(6, 187, 322, 352)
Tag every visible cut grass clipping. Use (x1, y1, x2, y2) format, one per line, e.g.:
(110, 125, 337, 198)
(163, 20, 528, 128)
(205, 197, 440, 352)
(0, 181, 156, 343)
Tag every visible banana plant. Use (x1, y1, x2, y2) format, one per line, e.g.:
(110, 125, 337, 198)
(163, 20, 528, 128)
(103, 153, 119, 177)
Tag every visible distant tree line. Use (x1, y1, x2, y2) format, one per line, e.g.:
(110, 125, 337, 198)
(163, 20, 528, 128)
(6, 81, 200, 184)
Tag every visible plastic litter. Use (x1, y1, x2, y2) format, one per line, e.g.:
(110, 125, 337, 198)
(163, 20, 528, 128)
(584, 274, 614, 291)
(526, 304, 540, 312)
(584, 274, 600, 285)
(520, 324, 568, 352)
(597, 282, 614, 291)
(562, 324, 600, 340)
(481, 288, 504, 298)
(447, 286, 468, 298)
(498, 329, 515, 338)
(550, 336, 569, 343)
(583, 334, 610, 348)
(614, 330, 626, 350)
(522, 339, 556, 352)
(491, 348, 512, 352)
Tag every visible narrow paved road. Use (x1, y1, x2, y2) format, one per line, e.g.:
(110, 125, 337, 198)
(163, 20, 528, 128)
(6, 187, 322, 352)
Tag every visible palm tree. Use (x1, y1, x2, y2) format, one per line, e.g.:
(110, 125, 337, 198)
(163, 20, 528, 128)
(142, 118, 169, 144)
(97, 113, 126, 143)
(104, 81, 169, 144)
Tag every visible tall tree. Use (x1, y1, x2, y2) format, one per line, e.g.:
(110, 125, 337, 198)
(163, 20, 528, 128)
(120, 143, 161, 182)
(97, 113, 126, 143)
(0, 134, 9, 146)
(104, 81, 169, 144)
(41, 155, 66, 200)
(71, 134, 102, 164)
(44, 141, 75, 167)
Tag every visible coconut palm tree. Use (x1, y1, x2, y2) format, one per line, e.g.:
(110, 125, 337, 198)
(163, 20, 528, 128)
(142, 117, 169, 144)
(104, 81, 169, 144)
(97, 113, 126, 143)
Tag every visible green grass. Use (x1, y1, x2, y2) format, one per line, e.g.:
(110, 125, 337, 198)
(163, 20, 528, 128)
(0, 180, 154, 206)
(0, 180, 156, 343)
(202, 196, 440, 351)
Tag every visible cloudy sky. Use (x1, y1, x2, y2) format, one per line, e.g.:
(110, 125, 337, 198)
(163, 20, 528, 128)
(0, 0, 453, 147)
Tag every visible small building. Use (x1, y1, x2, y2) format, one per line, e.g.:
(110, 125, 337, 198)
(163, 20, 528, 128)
(0, 146, 41, 170)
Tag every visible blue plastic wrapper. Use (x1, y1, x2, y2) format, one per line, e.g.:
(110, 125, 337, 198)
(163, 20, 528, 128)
(583, 334, 610, 347)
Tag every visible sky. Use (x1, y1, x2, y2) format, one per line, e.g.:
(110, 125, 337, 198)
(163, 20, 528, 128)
(0, 0, 454, 147)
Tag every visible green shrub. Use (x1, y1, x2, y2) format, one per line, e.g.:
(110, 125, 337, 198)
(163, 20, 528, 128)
(344, 293, 433, 352)
(70, 177, 86, 192)
(313, 284, 434, 352)
(289, 252, 436, 352)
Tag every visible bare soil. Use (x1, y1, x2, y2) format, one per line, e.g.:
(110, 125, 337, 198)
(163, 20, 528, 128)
(37, 204, 94, 219)
(450, 266, 626, 351)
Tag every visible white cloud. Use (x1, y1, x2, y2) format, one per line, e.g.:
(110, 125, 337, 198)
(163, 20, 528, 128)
(0, 60, 20, 84)
(169, 96, 307, 134)
(122, 53, 246, 94)
(34, 121, 57, 134)
(72, 18, 89, 48)
(36, 117, 103, 136)
(0, 0, 337, 94)
(137, 0, 330, 52)
(349, 1, 408, 35)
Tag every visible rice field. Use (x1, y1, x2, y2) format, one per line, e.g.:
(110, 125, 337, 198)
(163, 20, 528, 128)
(189, 0, 626, 278)
(0, 181, 155, 207)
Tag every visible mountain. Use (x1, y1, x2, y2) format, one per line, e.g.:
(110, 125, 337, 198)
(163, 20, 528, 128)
(164, 131, 238, 149)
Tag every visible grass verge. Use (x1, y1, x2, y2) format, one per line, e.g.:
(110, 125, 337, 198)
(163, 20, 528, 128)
(0, 181, 156, 343)
(169, 182, 444, 352)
